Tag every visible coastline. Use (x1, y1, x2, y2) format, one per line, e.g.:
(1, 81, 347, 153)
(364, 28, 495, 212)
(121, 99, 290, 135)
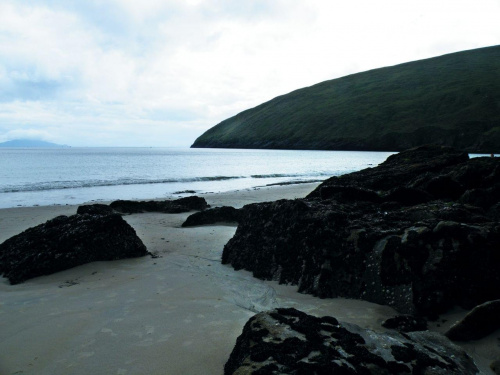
(0, 182, 496, 374)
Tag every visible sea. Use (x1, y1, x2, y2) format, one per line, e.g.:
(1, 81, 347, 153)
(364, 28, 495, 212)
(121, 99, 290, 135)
(0, 147, 397, 209)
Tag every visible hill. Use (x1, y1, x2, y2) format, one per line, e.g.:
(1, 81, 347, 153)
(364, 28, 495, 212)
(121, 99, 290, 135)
(192, 45, 500, 152)
(0, 139, 68, 148)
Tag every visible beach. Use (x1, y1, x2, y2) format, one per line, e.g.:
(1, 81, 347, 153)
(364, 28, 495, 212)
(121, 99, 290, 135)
(0, 183, 497, 374)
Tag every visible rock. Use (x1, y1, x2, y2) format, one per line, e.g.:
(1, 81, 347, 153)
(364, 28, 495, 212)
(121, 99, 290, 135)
(487, 202, 500, 220)
(0, 214, 148, 284)
(307, 145, 469, 197)
(459, 185, 500, 209)
(77, 204, 116, 215)
(447, 157, 500, 190)
(382, 315, 428, 332)
(491, 360, 500, 375)
(223, 197, 500, 317)
(383, 187, 433, 205)
(173, 190, 197, 194)
(319, 185, 381, 202)
(182, 206, 241, 227)
(224, 308, 478, 375)
(445, 300, 500, 341)
(109, 196, 209, 214)
(417, 175, 465, 200)
(222, 146, 500, 317)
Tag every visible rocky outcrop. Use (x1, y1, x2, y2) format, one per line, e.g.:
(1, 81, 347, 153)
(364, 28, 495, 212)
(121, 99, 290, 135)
(445, 300, 500, 341)
(222, 146, 500, 317)
(182, 206, 241, 227)
(0, 213, 148, 284)
(109, 196, 209, 214)
(224, 308, 479, 374)
(77, 203, 116, 215)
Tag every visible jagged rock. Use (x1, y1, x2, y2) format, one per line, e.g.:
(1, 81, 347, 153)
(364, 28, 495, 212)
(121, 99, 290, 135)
(0, 214, 148, 284)
(222, 146, 500, 317)
(224, 308, 478, 375)
(77, 204, 116, 215)
(182, 206, 241, 227)
(445, 300, 500, 341)
(223, 198, 500, 317)
(382, 315, 428, 332)
(307, 145, 469, 197)
(109, 196, 209, 214)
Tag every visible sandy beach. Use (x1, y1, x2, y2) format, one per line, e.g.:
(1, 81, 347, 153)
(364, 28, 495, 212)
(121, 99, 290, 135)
(0, 183, 497, 374)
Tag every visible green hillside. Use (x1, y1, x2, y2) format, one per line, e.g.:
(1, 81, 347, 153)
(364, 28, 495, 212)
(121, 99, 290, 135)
(192, 45, 500, 152)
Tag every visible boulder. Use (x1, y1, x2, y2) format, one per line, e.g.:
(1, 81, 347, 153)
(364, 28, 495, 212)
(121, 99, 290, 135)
(225, 308, 478, 375)
(109, 196, 209, 214)
(0, 213, 148, 284)
(223, 197, 500, 317)
(382, 315, 428, 332)
(222, 146, 500, 317)
(77, 203, 116, 215)
(445, 300, 500, 341)
(182, 206, 241, 227)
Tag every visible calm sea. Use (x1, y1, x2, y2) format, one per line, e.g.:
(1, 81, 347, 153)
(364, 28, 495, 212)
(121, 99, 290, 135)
(0, 147, 396, 208)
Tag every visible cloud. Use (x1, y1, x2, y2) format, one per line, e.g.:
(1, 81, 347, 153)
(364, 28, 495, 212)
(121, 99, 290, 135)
(0, 0, 498, 146)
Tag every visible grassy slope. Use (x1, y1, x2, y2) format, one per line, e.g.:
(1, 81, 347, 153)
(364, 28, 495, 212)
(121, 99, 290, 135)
(192, 45, 500, 152)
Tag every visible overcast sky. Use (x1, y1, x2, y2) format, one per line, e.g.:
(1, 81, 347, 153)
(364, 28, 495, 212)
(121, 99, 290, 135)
(0, 0, 499, 147)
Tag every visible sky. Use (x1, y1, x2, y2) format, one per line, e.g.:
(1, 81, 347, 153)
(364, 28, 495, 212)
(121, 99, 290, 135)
(0, 0, 499, 147)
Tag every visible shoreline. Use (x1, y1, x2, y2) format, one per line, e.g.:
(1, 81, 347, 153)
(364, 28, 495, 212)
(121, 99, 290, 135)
(0, 180, 324, 210)
(0, 182, 496, 374)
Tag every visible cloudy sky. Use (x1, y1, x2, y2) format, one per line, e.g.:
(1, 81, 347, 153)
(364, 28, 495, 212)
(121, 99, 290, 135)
(0, 0, 499, 147)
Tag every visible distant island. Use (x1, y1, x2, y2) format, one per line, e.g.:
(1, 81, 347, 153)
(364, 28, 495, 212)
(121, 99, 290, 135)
(192, 45, 500, 153)
(0, 139, 69, 148)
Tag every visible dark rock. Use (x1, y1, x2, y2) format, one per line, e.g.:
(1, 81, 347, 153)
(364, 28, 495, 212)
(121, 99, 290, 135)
(307, 145, 469, 197)
(491, 360, 500, 375)
(109, 196, 209, 214)
(319, 185, 381, 202)
(0, 214, 148, 284)
(225, 308, 478, 375)
(459, 184, 500, 209)
(182, 206, 241, 227)
(223, 197, 500, 316)
(487, 202, 500, 220)
(222, 146, 500, 317)
(383, 187, 434, 205)
(447, 157, 500, 190)
(382, 315, 428, 332)
(77, 204, 116, 216)
(415, 175, 465, 200)
(445, 300, 500, 341)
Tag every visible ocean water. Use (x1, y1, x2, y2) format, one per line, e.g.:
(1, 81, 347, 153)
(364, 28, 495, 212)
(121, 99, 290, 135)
(0, 147, 395, 208)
